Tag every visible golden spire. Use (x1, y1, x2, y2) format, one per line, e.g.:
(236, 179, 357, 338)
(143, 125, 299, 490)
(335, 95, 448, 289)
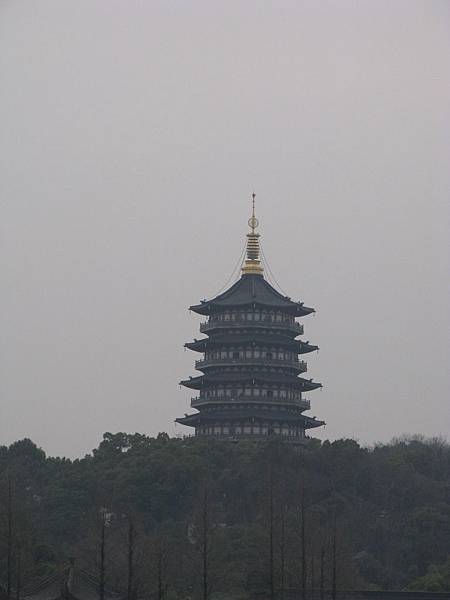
(241, 193, 264, 275)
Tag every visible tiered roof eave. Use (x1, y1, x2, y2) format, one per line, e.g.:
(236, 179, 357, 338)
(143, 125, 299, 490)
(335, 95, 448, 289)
(190, 273, 315, 317)
(185, 336, 319, 354)
(180, 373, 322, 391)
(176, 410, 325, 430)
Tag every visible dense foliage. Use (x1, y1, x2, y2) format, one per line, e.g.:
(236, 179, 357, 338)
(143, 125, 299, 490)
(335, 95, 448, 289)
(0, 434, 449, 597)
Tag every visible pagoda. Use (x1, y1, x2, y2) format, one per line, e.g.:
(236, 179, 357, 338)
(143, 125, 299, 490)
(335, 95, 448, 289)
(176, 197, 324, 441)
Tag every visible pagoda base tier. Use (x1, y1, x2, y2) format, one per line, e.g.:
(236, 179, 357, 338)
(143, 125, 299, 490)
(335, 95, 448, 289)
(176, 405, 324, 442)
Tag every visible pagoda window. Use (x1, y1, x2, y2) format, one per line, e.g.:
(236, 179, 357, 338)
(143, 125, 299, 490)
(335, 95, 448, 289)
(232, 351, 239, 359)
(254, 349, 260, 358)
(224, 312, 231, 321)
(214, 426, 221, 435)
(217, 388, 224, 397)
(280, 389, 287, 398)
(244, 387, 251, 396)
(243, 423, 251, 434)
(254, 387, 260, 396)
(235, 424, 242, 434)
(266, 352, 273, 360)
(254, 311, 260, 321)
(276, 313, 282, 322)
(267, 390, 273, 398)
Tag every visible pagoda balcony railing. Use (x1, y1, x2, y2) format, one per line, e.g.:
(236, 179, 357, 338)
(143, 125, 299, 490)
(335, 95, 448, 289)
(191, 396, 311, 411)
(198, 433, 306, 443)
(195, 357, 307, 372)
(200, 319, 304, 335)
(184, 432, 309, 443)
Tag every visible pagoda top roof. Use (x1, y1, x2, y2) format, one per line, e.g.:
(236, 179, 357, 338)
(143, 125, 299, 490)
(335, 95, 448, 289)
(190, 274, 314, 317)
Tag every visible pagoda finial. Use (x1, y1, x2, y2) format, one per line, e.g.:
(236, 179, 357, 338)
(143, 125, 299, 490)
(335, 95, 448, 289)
(242, 193, 264, 275)
(249, 192, 258, 233)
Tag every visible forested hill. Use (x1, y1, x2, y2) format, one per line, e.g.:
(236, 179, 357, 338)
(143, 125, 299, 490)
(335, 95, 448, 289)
(0, 434, 449, 597)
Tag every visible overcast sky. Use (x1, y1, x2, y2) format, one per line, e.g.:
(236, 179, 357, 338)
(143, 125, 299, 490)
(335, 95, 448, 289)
(1, 1, 449, 458)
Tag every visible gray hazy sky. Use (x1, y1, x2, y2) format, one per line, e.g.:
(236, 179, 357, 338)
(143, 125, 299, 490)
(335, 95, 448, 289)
(1, 1, 449, 458)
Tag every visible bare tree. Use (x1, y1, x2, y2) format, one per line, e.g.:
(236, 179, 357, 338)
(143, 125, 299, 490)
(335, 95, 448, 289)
(268, 461, 276, 600)
(99, 510, 107, 600)
(320, 546, 325, 600)
(279, 504, 287, 600)
(14, 547, 21, 600)
(299, 482, 307, 600)
(331, 514, 337, 600)
(201, 482, 209, 600)
(6, 471, 13, 600)
(156, 535, 166, 600)
(126, 517, 136, 600)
